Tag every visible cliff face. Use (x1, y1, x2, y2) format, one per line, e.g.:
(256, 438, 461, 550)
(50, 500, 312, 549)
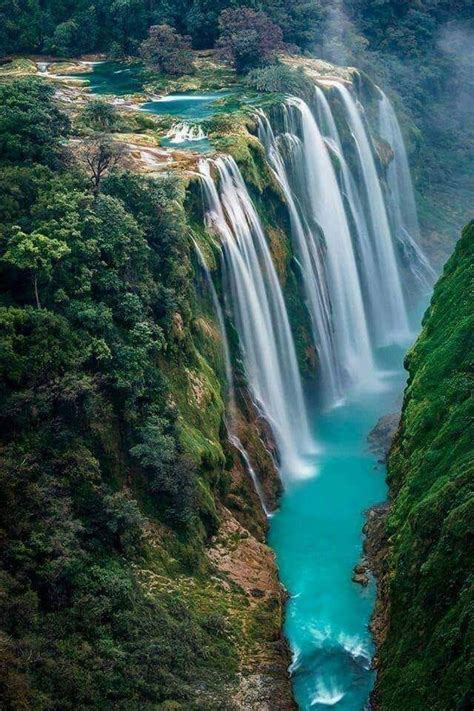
(371, 221, 474, 710)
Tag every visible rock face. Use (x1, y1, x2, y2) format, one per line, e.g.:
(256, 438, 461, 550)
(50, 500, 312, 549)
(367, 412, 400, 462)
(367, 223, 474, 711)
(353, 414, 399, 591)
(361, 502, 391, 663)
(208, 507, 295, 711)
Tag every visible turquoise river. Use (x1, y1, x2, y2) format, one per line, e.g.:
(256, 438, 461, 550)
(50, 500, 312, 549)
(270, 343, 411, 710)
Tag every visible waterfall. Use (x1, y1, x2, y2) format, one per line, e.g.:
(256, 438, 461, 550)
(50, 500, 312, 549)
(377, 90, 436, 290)
(260, 97, 375, 404)
(198, 156, 314, 480)
(313, 87, 386, 344)
(257, 111, 342, 401)
(321, 81, 410, 344)
(192, 237, 272, 512)
(192, 238, 234, 406)
(167, 122, 206, 144)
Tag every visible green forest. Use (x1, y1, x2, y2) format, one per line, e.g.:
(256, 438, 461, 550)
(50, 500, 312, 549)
(0, 78, 234, 709)
(0, 1, 472, 710)
(377, 222, 473, 710)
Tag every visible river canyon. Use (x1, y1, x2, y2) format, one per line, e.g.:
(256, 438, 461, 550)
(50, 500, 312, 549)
(192, 82, 433, 708)
(1, 34, 470, 710)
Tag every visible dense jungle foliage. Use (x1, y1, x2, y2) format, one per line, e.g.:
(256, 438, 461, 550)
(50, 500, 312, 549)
(0, 3, 472, 710)
(378, 221, 474, 711)
(1, 1, 472, 250)
(0, 78, 245, 710)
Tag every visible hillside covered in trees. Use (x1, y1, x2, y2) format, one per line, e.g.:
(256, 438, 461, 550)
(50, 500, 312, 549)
(373, 222, 473, 710)
(0, 78, 295, 710)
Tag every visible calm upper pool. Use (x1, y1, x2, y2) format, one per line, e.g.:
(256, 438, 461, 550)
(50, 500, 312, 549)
(67, 61, 146, 94)
(140, 91, 232, 119)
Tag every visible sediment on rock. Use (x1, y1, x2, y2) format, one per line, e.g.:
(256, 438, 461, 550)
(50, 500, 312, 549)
(208, 505, 295, 711)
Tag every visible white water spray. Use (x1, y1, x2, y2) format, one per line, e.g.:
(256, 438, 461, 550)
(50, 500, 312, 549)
(192, 237, 271, 513)
(377, 90, 436, 290)
(261, 97, 376, 403)
(257, 111, 342, 401)
(166, 122, 206, 144)
(313, 87, 385, 342)
(198, 156, 314, 480)
(321, 81, 410, 344)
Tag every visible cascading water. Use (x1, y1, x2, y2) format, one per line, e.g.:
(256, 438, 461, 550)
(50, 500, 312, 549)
(192, 238, 234, 405)
(377, 90, 436, 290)
(320, 81, 411, 344)
(192, 237, 270, 514)
(198, 156, 314, 480)
(313, 87, 386, 345)
(260, 97, 375, 404)
(166, 122, 206, 144)
(257, 112, 341, 402)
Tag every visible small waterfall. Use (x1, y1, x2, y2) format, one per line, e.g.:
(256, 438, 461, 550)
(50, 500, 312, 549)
(261, 97, 375, 404)
(227, 432, 271, 516)
(198, 156, 314, 480)
(377, 90, 436, 290)
(167, 122, 206, 144)
(192, 238, 234, 405)
(192, 238, 271, 513)
(322, 81, 410, 344)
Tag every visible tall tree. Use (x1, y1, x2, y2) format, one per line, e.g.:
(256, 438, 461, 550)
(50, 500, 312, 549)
(140, 23, 194, 75)
(216, 7, 285, 73)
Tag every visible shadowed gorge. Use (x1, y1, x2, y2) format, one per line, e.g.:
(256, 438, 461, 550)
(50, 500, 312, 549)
(372, 222, 474, 711)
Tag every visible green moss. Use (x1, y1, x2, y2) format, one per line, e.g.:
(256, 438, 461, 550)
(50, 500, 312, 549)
(376, 221, 474, 711)
(164, 350, 225, 467)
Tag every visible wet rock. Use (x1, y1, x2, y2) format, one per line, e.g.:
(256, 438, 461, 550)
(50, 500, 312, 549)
(362, 502, 391, 654)
(352, 561, 369, 586)
(368, 412, 400, 462)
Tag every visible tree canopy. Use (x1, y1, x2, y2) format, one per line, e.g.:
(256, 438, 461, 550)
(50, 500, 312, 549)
(0, 77, 236, 708)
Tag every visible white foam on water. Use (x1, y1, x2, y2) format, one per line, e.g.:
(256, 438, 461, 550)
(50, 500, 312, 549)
(338, 632, 371, 667)
(166, 122, 206, 143)
(311, 680, 345, 706)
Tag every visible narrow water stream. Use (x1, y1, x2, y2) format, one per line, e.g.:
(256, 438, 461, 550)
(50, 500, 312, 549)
(269, 345, 409, 710)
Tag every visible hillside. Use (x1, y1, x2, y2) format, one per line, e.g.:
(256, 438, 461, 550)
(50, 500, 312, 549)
(372, 221, 474, 710)
(0, 78, 295, 711)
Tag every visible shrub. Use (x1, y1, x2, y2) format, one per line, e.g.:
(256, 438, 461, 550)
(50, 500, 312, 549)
(82, 100, 118, 131)
(245, 63, 314, 98)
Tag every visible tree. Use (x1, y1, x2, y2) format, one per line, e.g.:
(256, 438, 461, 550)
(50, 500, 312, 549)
(0, 80, 69, 166)
(2, 227, 70, 308)
(139, 24, 194, 75)
(185, 0, 230, 49)
(83, 99, 118, 131)
(216, 8, 285, 74)
(79, 139, 125, 193)
(261, 0, 326, 51)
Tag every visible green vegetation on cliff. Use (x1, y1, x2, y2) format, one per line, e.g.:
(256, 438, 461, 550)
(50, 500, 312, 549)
(376, 221, 474, 710)
(0, 78, 287, 710)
